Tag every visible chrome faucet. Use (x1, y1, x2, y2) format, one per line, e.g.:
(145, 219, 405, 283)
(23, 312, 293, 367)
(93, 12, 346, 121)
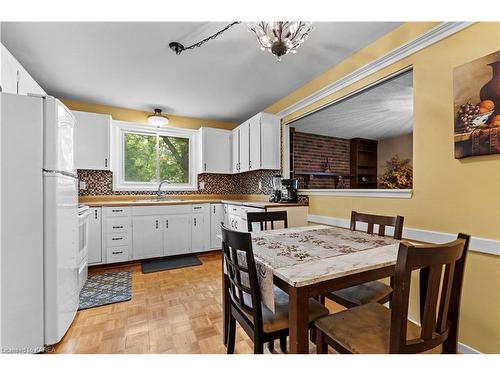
(156, 180, 171, 199)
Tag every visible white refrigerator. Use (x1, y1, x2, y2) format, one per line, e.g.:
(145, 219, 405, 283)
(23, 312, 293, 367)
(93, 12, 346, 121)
(0, 93, 79, 352)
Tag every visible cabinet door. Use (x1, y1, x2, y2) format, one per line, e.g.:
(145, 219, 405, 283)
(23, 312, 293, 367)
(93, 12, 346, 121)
(191, 213, 210, 252)
(231, 128, 240, 173)
(88, 207, 102, 264)
(249, 116, 261, 170)
(201, 128, 231, 174)
(164, 214, 191, 256)
(1, 45, 19, 94)
(132, 216, 163, 259)
(260, 113, 281, 169)
(210, 204, 223, 249)
(73, 111, 111, 170)
(239, 122, 250, 173)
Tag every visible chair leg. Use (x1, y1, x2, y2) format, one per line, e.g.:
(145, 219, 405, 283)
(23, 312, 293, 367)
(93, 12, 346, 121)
(316, 329, 327, 354)
(267, 340, 274, 352)
(310, 327, 317, 343)
(254, 341, 264, 354)
(279, 335, 287, 353)
(226, 315, 236, 354)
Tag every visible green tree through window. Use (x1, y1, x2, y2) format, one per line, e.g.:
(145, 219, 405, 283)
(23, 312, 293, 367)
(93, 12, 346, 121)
(123, 132, 189, 184)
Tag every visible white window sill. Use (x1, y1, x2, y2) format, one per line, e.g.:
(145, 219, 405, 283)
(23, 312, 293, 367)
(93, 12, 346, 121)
(298, 189, 413, 199)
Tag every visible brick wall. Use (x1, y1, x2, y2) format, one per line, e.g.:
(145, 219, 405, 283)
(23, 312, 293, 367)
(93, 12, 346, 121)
(293, 131, 351, 189)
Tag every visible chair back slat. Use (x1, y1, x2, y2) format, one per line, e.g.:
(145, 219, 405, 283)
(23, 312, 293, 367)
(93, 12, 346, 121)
(221, 224, 263, 330)
(350, 211, 404, 240)
(247, 211, 288, 232)
(389, 234, 470, 353)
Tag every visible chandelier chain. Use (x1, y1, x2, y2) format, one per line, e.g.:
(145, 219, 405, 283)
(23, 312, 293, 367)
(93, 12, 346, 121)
(181, 22, 241, 53)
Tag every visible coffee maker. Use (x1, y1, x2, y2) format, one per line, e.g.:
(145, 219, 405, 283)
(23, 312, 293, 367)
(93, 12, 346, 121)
(280, 178, 299, 203)
(269, 175, 282, 203)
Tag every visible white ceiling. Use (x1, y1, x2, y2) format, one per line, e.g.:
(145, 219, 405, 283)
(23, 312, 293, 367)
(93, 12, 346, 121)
(1, 22, 401, 123)
(290, 70, 413, 140)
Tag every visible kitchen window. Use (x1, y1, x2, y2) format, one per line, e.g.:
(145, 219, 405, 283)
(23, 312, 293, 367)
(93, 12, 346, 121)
(111, 121, 197, 191)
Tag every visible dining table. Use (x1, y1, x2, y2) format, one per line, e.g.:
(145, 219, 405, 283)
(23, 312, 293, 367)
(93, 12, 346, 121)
(222, 224, 402, 354)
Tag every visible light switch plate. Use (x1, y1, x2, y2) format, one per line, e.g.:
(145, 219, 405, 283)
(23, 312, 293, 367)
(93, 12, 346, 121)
(79, 181, 87, 190)
(258, 181, 262, 190)
(199, 181, 206, 190)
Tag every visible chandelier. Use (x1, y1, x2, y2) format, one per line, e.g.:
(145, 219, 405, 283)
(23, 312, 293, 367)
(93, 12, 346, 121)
(247, 22, 313, 61)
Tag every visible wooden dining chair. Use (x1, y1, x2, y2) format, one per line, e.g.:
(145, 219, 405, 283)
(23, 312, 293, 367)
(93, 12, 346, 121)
(246, 210, 288, 232)
(315, 233, 470, 354)
(221, 224, 329, 354)
(324, 211, 404, 308)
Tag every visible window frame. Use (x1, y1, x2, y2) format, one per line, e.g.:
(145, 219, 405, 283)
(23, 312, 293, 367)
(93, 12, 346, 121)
(111, 120, 198, 191)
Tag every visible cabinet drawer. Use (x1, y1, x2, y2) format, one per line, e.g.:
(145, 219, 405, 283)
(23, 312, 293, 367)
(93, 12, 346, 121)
(192, 204, 209, 213)
(106, 246, 130, 263)
(105, 206, 130, 217)
(106, 218, 131, 233)
(106, 233, 130, 247)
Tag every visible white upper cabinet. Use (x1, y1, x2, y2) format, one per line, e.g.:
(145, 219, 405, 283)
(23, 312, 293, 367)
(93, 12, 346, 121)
(239, 122, 250, 173)
(249, 114, 261, 171)
(73, 111, 111, 170)
(198, 127, 232, 174)
(232, 112, 280, 174)
(1, 44, 46, 96)
(231, 128, 240, 173)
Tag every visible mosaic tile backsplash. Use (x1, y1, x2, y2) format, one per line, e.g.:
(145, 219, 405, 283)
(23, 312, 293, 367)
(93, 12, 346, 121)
(77, 169, 281, 196)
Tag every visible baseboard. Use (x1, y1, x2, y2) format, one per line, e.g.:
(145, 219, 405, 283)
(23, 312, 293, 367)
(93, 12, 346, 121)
(307, 214, 500, 257)
(406, 318, 482, 354)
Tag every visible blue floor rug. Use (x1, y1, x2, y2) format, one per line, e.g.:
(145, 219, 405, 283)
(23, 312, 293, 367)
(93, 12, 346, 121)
(78, 271, 132, 310)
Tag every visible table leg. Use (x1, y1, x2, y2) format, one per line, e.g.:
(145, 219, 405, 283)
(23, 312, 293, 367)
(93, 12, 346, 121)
(288, 286, 309, 354)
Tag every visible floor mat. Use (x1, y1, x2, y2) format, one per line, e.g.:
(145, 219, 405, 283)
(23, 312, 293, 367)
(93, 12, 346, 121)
(78, 271, 131, 310)
(141, 254, 202, 273)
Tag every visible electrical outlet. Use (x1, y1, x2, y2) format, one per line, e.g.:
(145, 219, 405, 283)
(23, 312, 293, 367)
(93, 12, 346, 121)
(79, 181, 87, 190)
(199, 181, 206, 190)
(258, 181, 262, 190)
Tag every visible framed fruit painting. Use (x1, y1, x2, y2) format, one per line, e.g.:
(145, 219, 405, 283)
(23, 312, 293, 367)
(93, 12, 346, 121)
(453, 50, 500, 159)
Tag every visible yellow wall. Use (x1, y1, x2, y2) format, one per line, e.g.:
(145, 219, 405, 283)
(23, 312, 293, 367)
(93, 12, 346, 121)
(268, 22, 500, 353)
(62, 99, 237, 130)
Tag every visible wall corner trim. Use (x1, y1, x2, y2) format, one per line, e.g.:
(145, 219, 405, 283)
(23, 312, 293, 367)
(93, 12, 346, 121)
(276, 22, 474, 119)
(307, 214, 500, 257)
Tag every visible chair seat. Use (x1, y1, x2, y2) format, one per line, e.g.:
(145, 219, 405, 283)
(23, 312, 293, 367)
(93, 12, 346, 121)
(243, 287, 330, 333)
(314, 303, 441, 354)
(327, 280, 392, 307)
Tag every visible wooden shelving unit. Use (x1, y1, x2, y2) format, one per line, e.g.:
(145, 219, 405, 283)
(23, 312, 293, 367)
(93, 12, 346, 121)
(350, 138, 378, 188)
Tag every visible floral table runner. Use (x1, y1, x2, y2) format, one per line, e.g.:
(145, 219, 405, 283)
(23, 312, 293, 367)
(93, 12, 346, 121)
(248, 225, 400, 312)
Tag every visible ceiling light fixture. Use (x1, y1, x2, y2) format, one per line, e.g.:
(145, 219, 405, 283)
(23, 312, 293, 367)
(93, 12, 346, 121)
(169, 22, 241, 55)
(247, 22, 313, 62)
(148, 109, 169, 127)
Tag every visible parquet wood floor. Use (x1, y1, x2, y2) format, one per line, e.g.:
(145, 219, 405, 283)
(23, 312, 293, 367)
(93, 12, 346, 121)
(53, 252, 341, 354)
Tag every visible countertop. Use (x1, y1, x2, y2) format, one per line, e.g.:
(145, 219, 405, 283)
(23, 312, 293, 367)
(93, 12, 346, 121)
(79, 196, 307, 209)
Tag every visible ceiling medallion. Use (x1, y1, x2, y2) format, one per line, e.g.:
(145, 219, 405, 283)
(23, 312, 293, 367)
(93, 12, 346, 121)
(247, 21, 313, 61)
(148, 108, 169, 127)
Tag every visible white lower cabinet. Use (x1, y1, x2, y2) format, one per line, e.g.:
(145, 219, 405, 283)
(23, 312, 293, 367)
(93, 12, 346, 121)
(132, 216, 164, 259)
(87, 207, 102, 265)
(191, 213, 210, 253)
(164, 214, 191, 256)
(210, 203, 223, 249)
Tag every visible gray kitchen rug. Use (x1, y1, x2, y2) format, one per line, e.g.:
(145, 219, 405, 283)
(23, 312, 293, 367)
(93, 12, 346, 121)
(78, 271, 132, 310)
(141, 254, 202, 273)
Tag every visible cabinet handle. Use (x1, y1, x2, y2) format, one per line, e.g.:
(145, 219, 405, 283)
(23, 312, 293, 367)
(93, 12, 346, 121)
(112, 237, 123, 241)
(194, 218, 197, 227)
(155, 220, 159, 229)
(166, 220, 169, 228)
(94, 210, 98, 219)
(112, 209, 123, 213)
(213, 206, 216, 214)
(204, 163, 207, 171)
(16, 70, 20, 94)
(112, 251, 123, 255)
(105, 158, 108, 168)
(249, 160, 252, 169)
(112, 226, 123, 229)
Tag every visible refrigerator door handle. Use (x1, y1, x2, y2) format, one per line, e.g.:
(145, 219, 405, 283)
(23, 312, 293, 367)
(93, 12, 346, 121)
(43, 169, 78, 179)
